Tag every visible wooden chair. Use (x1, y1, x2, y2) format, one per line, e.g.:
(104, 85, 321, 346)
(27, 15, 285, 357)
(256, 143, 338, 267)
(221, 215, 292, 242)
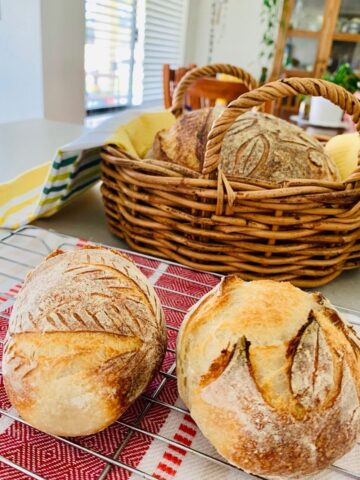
(166, 63, 271, 113)
(272, 94, 302, 120)
(163, 64, 197, 109)
(186, 77, 250, 109)
(270, 70, 303, 120)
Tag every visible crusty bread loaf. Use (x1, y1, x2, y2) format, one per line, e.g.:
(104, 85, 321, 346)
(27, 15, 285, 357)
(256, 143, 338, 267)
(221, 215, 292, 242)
(3, 246, 166, 437)
(219, 112, 341, 182)
(177, 277, 360, 478)
(325, 132, 360, 180)
(148, 107, 223, 172)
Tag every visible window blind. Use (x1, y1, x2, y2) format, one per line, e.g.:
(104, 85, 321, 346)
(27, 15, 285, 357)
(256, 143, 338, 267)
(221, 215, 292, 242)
(85, 0, 137, 110)
(142, 0, 188, 104)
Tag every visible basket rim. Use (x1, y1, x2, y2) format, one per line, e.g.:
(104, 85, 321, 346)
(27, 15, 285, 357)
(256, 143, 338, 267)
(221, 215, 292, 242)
(101, 143, 360, 189)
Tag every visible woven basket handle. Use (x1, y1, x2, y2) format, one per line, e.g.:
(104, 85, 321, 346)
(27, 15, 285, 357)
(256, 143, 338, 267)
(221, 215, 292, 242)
(171, 63, 258, 118)
(203, 77, 360, 175)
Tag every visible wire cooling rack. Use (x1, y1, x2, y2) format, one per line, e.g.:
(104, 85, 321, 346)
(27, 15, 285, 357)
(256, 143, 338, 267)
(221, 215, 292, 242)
(0, 226, 359, 480)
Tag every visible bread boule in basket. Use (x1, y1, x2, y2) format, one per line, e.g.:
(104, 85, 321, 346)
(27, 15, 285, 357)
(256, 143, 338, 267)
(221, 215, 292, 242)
(101, 64, 360, 287)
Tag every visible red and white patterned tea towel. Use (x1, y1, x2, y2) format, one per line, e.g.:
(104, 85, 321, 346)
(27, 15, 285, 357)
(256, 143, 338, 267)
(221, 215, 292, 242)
(0, 227, 359, 480)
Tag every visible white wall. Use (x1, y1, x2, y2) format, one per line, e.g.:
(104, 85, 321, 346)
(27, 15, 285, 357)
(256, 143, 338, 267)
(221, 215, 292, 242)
(0, 0, 43, 123)
(184, 0, 270, 81)
(41, 0, 85, 123)
(0, 0, 85, 124)
(184, 0, 211, 65)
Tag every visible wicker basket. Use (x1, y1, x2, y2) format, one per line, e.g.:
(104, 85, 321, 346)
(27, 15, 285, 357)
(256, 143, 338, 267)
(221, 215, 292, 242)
(101, 64, 360, 287)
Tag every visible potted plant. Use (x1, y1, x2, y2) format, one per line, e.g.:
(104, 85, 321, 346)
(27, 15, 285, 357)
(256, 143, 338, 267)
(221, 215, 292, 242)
(309, 63, 360, 126)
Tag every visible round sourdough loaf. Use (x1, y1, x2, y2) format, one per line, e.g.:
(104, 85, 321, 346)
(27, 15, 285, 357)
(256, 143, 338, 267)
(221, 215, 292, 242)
(148, 106, 223, 172)
(3, 246, 166, 437)
(219, 111, 341, 182)
(177, 277, 360, 478)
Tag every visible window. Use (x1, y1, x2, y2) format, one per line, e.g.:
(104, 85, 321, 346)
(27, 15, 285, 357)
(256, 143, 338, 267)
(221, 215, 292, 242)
(142, 0, 188, 104)
(85, 0, 188, 111)
(85, 0, 137, 110)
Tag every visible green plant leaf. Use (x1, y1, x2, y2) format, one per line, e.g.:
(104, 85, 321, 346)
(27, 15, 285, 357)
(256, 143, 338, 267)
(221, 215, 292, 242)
(259, 0, 280, 64)
(322, 63, 360, 93)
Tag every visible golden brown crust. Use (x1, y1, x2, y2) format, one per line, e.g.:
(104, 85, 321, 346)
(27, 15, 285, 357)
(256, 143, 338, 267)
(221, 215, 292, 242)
(177, 278, 360, 478)
(199, 344, 235, 388)
(219, 112, 341, 182)
(3, 246, 166, 437)
(149, 107, 223, 172)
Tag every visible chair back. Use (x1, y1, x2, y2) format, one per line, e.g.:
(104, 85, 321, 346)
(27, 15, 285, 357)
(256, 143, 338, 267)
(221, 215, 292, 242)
(186, 77, 250, 109)
(163, 64, 196, 109)
(272, 94, 302, 120)
(171, 64, 259, 118)
(271, 71, 303, 119)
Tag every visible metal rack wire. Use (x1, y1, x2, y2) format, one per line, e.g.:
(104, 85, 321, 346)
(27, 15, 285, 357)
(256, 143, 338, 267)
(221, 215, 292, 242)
(0, 226, 359, 480)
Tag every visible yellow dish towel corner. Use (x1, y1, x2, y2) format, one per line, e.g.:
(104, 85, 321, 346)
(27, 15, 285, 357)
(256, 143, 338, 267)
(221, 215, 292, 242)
(325, 132, 360, 180)
(0, 162, 51, 208)
(106, 111, 176, 158)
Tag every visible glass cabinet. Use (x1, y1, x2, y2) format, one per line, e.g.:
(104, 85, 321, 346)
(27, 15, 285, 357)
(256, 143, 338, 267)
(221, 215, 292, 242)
(271, 0, 360, 80)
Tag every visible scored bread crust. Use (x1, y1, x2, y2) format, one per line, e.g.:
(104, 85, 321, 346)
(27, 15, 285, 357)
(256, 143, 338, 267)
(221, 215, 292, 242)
(219, 112, 341, 182)
(177, 276, 360, 478)
(3, 246, 166, 437)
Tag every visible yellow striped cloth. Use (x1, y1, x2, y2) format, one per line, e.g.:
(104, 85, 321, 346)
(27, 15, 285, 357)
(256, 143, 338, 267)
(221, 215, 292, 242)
(0, 111, 174, 228)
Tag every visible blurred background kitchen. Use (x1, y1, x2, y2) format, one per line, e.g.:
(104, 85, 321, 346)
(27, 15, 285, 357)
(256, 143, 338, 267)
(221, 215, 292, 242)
(1, 0, 359, 127)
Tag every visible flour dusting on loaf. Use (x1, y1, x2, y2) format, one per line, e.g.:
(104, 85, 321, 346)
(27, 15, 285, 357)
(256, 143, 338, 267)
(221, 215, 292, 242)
(3, 246, 166, 437)
(177, 277, 360, 478)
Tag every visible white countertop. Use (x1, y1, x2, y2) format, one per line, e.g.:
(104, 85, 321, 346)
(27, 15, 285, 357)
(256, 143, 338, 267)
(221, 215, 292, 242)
(0, 112, 152, 183)
(0, 119, 87, 182)
(33, 183, 360, 311)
